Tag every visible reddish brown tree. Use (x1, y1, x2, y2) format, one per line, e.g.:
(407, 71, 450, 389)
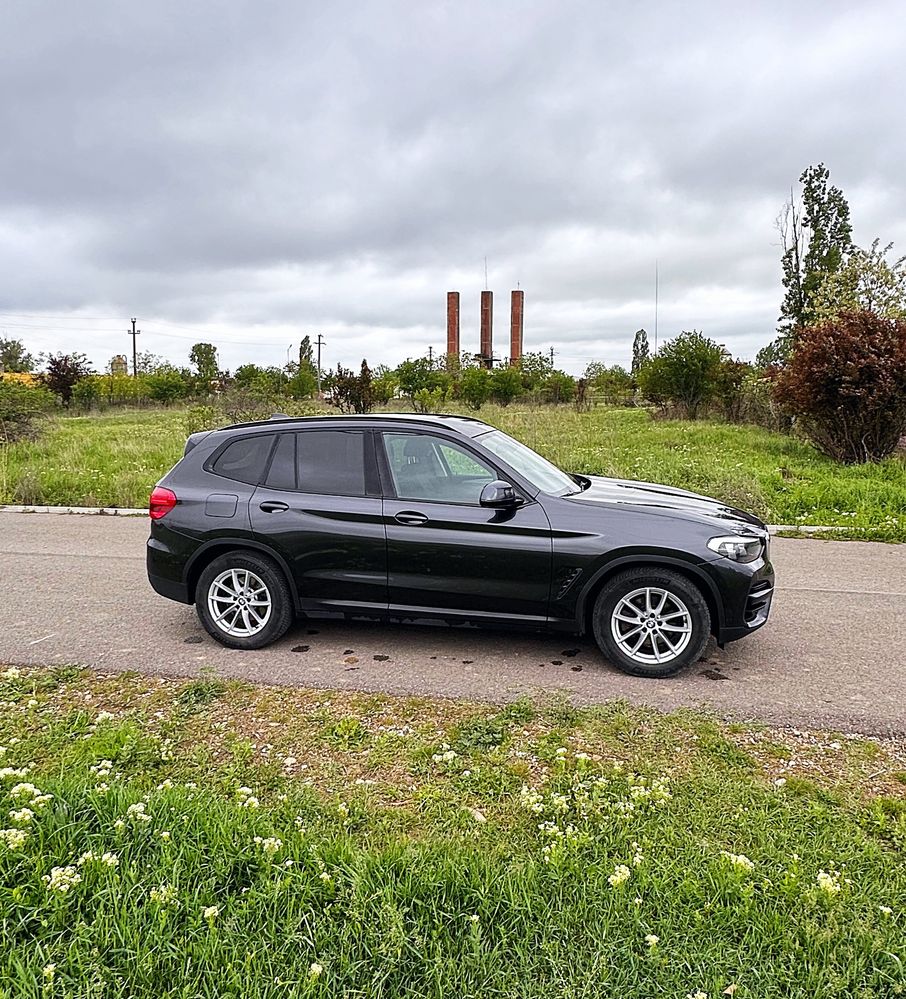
(772, 310, 906, 463)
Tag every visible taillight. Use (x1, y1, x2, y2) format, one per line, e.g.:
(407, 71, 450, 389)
(149, 486, 178, 520)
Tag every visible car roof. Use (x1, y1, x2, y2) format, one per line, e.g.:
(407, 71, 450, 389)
(219, 413, 494, 439)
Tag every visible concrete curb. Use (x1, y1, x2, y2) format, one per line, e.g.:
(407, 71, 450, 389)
(0, 505, 856, 534)
(0, 504, 147, 517)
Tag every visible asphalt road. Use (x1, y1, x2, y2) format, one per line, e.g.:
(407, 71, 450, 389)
(2, 511, 904, 734)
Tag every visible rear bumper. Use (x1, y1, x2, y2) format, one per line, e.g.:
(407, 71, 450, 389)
(147, 536, 191, 604)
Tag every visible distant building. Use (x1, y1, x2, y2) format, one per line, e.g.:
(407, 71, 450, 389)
(110, 354, 129, 375)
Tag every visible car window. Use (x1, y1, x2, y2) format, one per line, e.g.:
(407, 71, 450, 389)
(211, 434, 275, 485)
(265, 433, 296, 490)
(296, 430, 366, 496)
(383, 432, 495, 503)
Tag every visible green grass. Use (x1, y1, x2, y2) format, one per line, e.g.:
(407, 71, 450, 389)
(1, 404, 905, 539)
(1, 666, 904, 998)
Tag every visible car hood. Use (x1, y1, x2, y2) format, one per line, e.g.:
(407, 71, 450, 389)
(563, 475, 767, 534)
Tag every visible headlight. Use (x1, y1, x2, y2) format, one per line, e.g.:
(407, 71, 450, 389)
(707, 535, 764, 563)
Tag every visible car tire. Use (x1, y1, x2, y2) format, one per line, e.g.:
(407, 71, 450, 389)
(195, 551, 293, 650)
(592, 568, 711, 678)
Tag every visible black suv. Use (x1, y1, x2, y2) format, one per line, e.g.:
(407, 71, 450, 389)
(147, 414, 774, 677)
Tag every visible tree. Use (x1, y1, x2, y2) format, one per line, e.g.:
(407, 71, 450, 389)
(489, 366, 523, 406)
(0, 379, 55, 443)
(631, 329, 650, 376)
(134, 350, 168, 375)
(0, 336, 36, 373)
(541, 370, 576, 404)
(636, 331, 723, 419)
(459, 367, 491, 410)
(518, 352, 553, 392)
(146, 367, 190, 404)
(812, 239, 906, 321)
(189, 343, 220, 385)
(330, 360, 376, 414)
(38, 352, 93, 404)
(778, 163, 852, 335)
(395, 357, 450, 405)
(772, 310, 906, 463)
(584, 362, 633, 404)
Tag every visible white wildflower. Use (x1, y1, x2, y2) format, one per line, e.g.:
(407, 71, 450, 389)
(77, 851, 96, 866)
(126, 802, 151, 823)
(43, 865, 82, 894)
(9, 807, 34, 825)
(150, 884, 178, 907)
(2, 667, 21, 680)
(101, 852, 119, 867)
(645, 933, 659, 948)
(608, 864, 631, 888)
(319, 871, 331, 882)
(240, 796, 260, 810)
(816, 869, 843, 894)
(309, 962, 323, 978)
(158, 830, 171, 841)
(720, 851, 755, 872)
(0, 767, 29, 781)
(43, 964, 56, 981)
(253, 835, 283, 856)
(202, 904, 220, 920)
(95, 711, 116, 724)
(0, 827, 29, 849)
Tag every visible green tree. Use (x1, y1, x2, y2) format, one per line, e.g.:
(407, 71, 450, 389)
(517, 352, 553, 392)
(489, 366, 523, 406)
(541, 370, 576, 404)
(631, 329, 650, 376)
(584, 362, 633, 404)
(778, 163, 852, 334)
(38, 352, 93, 405)
(146, 367, 190, 404)
(330, 360, 376, 414)
(189, 343, 220, 385)
(396, 357, 450, 405)
(0, 336, 36, 373)
(459, 367, 491, 410)
(812, 239, 906, 321)
(636, 331, 723, 419)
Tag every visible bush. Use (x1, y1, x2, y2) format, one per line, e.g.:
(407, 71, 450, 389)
(0, 380, 56, 444)
(772, 309, 906, 462)
(489, 366, 523, 406)
(146, 368, 191, 404)
(38, 352, 93, 405)
(459, 367, 491, 410)
(329, 361, 376, 414)
(70, 374, 154, 411)
(637, 331, 723, 419)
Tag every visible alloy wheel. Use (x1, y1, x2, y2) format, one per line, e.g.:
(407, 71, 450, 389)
(610, 586, 693, 665)
(206, 568, 272, 638)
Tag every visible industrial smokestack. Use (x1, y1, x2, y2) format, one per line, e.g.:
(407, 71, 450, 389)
(446, 291, 460, 361)
(480, 290, 493, 367)
(509, 290, 524, 366)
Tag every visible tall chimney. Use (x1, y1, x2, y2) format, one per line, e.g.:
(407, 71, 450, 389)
(480, 290, 493, 367)
(446, 291, 460, 360)
(509, 289, 524, 365)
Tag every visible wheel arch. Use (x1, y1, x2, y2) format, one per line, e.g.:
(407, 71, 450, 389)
(576, 556, 723, 638)
(184, 540, 299, 608)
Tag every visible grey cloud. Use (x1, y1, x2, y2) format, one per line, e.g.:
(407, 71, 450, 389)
(1, 0, 904, 374)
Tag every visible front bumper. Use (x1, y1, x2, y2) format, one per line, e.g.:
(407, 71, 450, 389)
(705, 554, 775, 645)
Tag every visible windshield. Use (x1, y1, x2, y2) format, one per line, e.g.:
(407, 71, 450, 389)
(477, 430, 579, 495)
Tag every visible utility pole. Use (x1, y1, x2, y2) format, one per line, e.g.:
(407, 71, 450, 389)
(315, 334, 325, 395)
(128, 318, 140, 377)
(549, 345, 555, 367)
(427, 345, 433, 366)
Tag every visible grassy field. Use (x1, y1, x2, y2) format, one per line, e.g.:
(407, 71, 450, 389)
(0, 665, 904, 998)
(1, 405, 905, 539)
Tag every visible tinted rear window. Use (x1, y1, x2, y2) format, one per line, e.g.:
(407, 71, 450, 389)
(297, 430, 365, 496)
(211, 434, 275, 485)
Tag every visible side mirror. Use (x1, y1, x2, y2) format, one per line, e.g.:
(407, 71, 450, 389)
(479, 480, 518, 507)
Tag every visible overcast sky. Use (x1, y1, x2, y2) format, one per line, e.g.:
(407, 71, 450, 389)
(1, 1, 904, 375)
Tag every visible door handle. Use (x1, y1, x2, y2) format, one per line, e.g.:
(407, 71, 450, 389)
(394, 510, 429, 526)
(259, 500, 289, 513)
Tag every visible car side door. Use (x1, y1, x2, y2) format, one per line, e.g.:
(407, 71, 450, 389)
(250, 428, 387, 615)
(379, 430, 553, 622)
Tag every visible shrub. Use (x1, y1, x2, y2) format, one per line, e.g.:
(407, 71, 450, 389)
(146, 367, 191, 404)
(541, 370, 576, 404)
(38, 352, 93, 404)
(329, 361, 376, 414)
(636, 331, 723, 419)
(0, 379, 56, 444)
(713, 359, 754, 423)
(772, 310, 906, 462)
(489, 366, 523, 406)
(459, 367, 491, 410)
